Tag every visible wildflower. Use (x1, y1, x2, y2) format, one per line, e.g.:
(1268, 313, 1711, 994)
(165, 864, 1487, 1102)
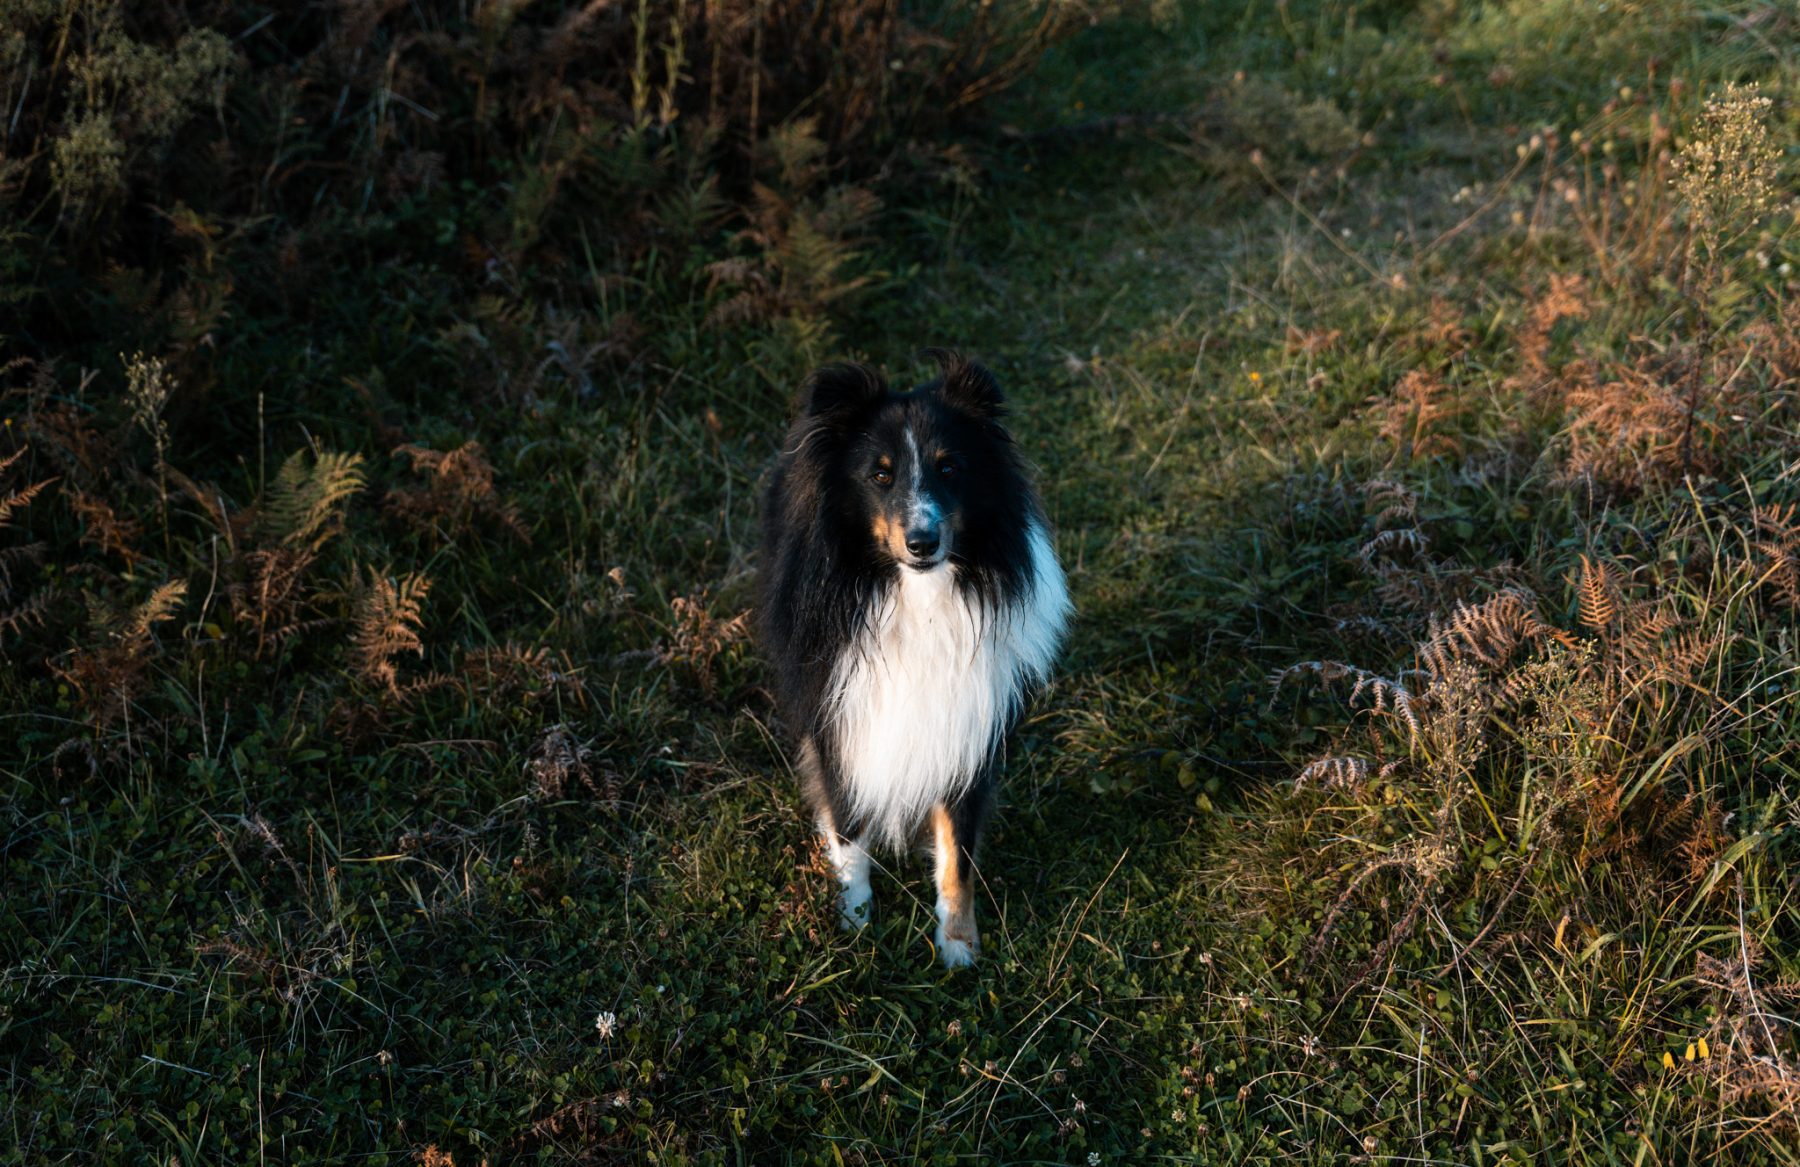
(595, 1011, 617, 1038)
(1672, 83, 1780, 249)
(1088, 1155, 1102, 1166)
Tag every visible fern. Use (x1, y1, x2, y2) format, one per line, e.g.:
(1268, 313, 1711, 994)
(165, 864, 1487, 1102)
(1576, 554, 1620, 631)
(53, 578, 187, 725)
(1374, 370, 1467, 463)
(1272, 660, 1422, 742)
(123, 580, 189, 643)
(353, 568, 432, 694)
(387, 442, 527, 541)
(1752, 504, 1800, 610)
(0, 467, 56, 528)
(0, 443, 57, 642)
(69, 489, 141, 565)
(1417, 590, 1573, 682)
(261, 449, 367, 552)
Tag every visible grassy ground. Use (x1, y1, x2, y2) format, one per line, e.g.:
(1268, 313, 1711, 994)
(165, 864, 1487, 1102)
(6, 2, 1800, 1163)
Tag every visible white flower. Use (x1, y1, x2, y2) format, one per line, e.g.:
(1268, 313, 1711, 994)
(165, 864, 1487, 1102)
(1088, 1154, 1102, 1166)
(595, 1011, 617, 1038)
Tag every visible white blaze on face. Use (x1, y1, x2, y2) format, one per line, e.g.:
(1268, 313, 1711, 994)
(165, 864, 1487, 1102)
(902, 430, 941, 538)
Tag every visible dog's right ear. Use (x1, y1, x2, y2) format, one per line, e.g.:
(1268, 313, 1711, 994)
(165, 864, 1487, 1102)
(802, 363, 885, 420)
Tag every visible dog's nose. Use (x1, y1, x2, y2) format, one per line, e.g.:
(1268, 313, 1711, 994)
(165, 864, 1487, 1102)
(905, 530, 940, 558)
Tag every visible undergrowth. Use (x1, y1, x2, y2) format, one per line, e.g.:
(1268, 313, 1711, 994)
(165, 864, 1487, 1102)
(5, 0, 1800, 1163)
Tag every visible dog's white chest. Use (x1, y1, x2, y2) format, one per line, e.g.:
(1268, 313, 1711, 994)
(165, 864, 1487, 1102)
(827, 523, 1069, 846)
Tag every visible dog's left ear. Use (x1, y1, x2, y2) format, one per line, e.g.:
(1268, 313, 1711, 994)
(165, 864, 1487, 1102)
(927, 350, 1006, 420)
(803, 363, 886, 420)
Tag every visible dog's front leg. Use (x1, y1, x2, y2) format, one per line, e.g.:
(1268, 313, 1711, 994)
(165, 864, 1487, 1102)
(930, 804, 981, 968)
(820, 815, 873, 929)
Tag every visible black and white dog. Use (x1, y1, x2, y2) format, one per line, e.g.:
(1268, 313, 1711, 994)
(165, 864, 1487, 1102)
(758, 352, 1071, 967)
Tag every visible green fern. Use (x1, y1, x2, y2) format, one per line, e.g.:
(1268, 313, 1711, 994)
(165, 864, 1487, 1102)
(260, 449, 367, 552)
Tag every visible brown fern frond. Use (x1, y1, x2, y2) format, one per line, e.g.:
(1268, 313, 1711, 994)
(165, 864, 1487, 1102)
(1272, 660, 1422, 742)
(1416, 590, 1570, 684)
(460, 642, 582, 700)
(1357, 526, 1429, 569)
(1558, 356, 1710, 495)
(52, 578, 187, 725)
(69, 490, 142, 565)
(0, 473, 56, 528)
(230, 546, 322, 658)
(1752, 504, 1800, 610)
(657, 592, 750, 696)
(124, 580, 188, 642)
(352, 568, 431, 694)
(0, 541, 45, 587)
(26, 402, 115, 482)
(387, 441, 527, 542)
(0, 591, 52, 636)
(163, 464, 248, 551)
(1294, 755, 1373, 791)
(1511, 273, 1590, 388)
(1373, 370, 1468, 463)
(1362, 478, 1419, 531)
(1576, 554, 1620, 632)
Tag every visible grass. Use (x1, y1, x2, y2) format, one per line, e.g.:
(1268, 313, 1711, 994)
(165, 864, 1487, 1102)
(5, 1, 1800, 1163)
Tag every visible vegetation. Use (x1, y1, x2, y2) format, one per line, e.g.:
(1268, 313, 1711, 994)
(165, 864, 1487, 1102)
(4, 0, 1799, 1162)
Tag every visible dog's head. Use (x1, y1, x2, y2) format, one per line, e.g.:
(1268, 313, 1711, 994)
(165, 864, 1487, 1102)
(796, 351, 1022, 573)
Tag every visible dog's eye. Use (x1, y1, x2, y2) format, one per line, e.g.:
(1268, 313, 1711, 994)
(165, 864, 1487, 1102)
(871, 466, 893, 487)
(937, 458, 958, 479)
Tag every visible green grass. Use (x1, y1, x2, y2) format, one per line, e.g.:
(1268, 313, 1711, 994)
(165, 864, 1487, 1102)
(6, 1, 1800, 1163)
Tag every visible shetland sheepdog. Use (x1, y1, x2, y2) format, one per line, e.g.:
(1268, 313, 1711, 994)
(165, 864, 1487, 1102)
(758, 351, 1072, 968)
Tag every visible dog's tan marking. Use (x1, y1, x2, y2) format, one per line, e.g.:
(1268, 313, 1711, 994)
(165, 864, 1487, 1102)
(932, 805, 978, 965)
(869, 511, 912, 561)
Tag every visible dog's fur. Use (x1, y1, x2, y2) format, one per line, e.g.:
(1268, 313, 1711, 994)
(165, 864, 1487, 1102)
(758, 351, 1071, 967)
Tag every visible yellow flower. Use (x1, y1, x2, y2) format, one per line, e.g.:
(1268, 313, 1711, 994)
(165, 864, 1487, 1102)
(1662, 1050, 1676, 1070)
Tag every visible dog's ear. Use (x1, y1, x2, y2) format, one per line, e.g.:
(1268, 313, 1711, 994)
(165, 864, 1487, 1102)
(927, 350, 1006, 420)
(802, 363, 885, 420)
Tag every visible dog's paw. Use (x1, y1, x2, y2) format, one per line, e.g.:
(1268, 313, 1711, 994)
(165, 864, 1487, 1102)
(935, 924, 979, 969)
(839, 888, 872, 931)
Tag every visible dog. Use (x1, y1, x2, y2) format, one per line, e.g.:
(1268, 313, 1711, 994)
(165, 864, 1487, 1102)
(758, 351, 1071, 968)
